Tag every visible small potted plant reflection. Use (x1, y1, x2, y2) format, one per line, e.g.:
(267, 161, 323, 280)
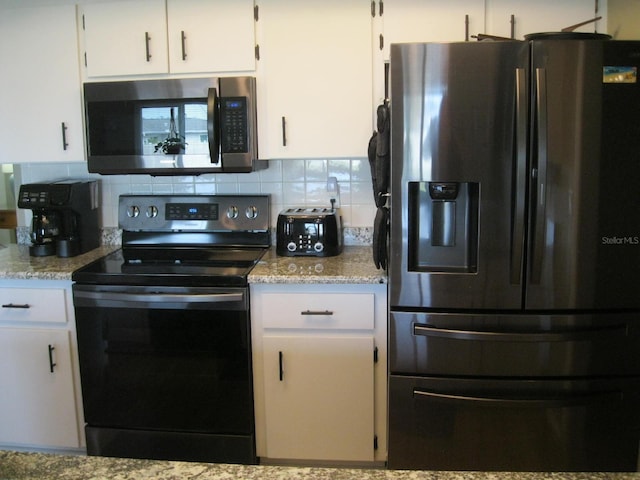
(154, 108, 187, 154)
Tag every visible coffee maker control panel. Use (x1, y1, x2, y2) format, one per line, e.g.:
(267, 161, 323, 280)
(18, 188, 51, 208)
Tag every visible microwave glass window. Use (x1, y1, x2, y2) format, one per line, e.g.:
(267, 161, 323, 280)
(141, 103, 208, 155)
(86, 100, 208, 157)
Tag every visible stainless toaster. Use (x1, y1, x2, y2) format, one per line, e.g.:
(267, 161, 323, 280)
(276, 208, 343, 257)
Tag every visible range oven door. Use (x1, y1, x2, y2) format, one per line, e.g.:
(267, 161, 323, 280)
(73, 284, 256, 463)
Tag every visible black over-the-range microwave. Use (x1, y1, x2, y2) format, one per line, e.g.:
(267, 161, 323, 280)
(83, 76, 265, 175)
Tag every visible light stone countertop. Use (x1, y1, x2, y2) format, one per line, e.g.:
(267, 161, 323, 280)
(1, 451, 637, 480)
(0, 244, 119, 281)
(249, 246, 387, 284)
(0, 244, 384, 285)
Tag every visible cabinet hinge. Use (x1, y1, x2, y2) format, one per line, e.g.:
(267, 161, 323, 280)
(370, 1, 375, 17)
(84, 52, 87, 68)
(255, 44, 260, 61)
(379, 1, 384, 16)
(374, 435, 378, 450)
(82, 14, 85, 30)
(254, 5, 259, 22)
(373, 346, 378, 363)
(379, 33, 384, 51)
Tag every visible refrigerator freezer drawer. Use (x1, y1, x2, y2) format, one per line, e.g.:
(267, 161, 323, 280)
(390, 311, 640, 377)
(388, 375, 640, 471)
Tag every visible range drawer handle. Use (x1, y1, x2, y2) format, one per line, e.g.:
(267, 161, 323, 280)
(301, 310, 334, 316)
(2, 303, 31, 309)
(413, 323, 627, 342)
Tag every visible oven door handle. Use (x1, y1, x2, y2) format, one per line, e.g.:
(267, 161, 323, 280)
(74, 290, 243, 305)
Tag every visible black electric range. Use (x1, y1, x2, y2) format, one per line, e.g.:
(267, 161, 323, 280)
(73, 194, 271, 286)
(71, 194, 270, 465)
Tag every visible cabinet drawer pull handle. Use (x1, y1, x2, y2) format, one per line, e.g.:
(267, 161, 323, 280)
(281, 116, 287, 146)
(464, 14, 469, 41)
(145, 31, 152, 61)
(301, 310, 334, 316)
(181, 30, 187, 60)
(2, 303, 30, 309)
(48, 344, 56, 373)
(278, 351, 284, 381)
(61, 122, 69, 150)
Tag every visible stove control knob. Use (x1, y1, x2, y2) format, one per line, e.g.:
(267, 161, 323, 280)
(314, 242, 324, 253)
(287, 241, 297, 252)
(227, 206, 239, 219)
(245, 205, 259, 219)
(146, 206, 158, 218)
(126, 205, 140, 218)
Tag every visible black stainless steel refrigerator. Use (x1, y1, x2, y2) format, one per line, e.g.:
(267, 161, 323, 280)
(388, 37, 640, 472)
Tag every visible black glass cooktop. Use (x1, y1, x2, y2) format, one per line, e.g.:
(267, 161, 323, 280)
(72, 247, 267, 287)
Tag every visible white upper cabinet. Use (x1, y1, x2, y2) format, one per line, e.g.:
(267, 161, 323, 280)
(167, 0, 255, 74)
(256, 0, 373, 159)
(82, 0, 168, 77)
(0, 4, 85, 164)
(380, 0, 485, 60)
(82, 0, 256, 77)
(485, 0, 599, 39)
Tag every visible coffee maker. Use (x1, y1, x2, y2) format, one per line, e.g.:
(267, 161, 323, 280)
(18, 179, 100, 257)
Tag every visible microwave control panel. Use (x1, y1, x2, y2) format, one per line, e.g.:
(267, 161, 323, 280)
(220, 97, 248, 154)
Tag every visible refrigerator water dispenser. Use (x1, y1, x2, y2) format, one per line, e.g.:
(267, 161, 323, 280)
(408, 181, 479, 273)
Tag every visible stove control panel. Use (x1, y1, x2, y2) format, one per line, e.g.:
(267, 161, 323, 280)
(119, 195, 270, 232)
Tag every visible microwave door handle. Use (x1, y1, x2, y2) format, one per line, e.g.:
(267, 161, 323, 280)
(207, 87, 221, 165)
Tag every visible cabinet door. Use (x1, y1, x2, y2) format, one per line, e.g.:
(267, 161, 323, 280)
(83, 0, 169, 77)
(0, 328, 79, 448)
(257, 0, 373, 159)
(381, 0, 485, 59)
(262, 335, 375, 461)
(167, 0, 255, 74)
(485, 0, 597, 39)
(0, 5, 84, 163)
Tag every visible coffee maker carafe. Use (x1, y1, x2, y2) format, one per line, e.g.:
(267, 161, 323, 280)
(18, 179, 100, 258)
(29, 209, 61, 256)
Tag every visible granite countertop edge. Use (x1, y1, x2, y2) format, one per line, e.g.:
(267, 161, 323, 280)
(249, 246, 387, 284)
(1, 451, 638, 480)
(0, 244, 387, 285)
(0, 245, 119, 282)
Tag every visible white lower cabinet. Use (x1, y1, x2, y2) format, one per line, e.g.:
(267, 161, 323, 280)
(0, 281, 83, 451)
(0, 328, 78, 448)
(250, 283, 387, 464)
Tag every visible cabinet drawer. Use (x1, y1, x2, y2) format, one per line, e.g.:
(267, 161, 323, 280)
(261, 293, 374, 330)
(0, 288, 68, 324)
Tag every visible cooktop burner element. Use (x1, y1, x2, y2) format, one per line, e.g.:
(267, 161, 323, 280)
(73, 194, 271, 287)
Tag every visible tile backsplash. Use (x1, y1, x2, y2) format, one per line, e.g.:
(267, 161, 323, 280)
(15, 158, 377, 241)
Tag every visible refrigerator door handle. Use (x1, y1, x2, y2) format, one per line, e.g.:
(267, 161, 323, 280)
(511, 68, 528, 285)
(413, 322, 628, 342)
(412, 389, 623, 408)
(530, 67, 549, 284)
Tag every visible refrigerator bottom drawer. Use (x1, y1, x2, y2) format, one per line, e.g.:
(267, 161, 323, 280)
(388, 375, 640, 471)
